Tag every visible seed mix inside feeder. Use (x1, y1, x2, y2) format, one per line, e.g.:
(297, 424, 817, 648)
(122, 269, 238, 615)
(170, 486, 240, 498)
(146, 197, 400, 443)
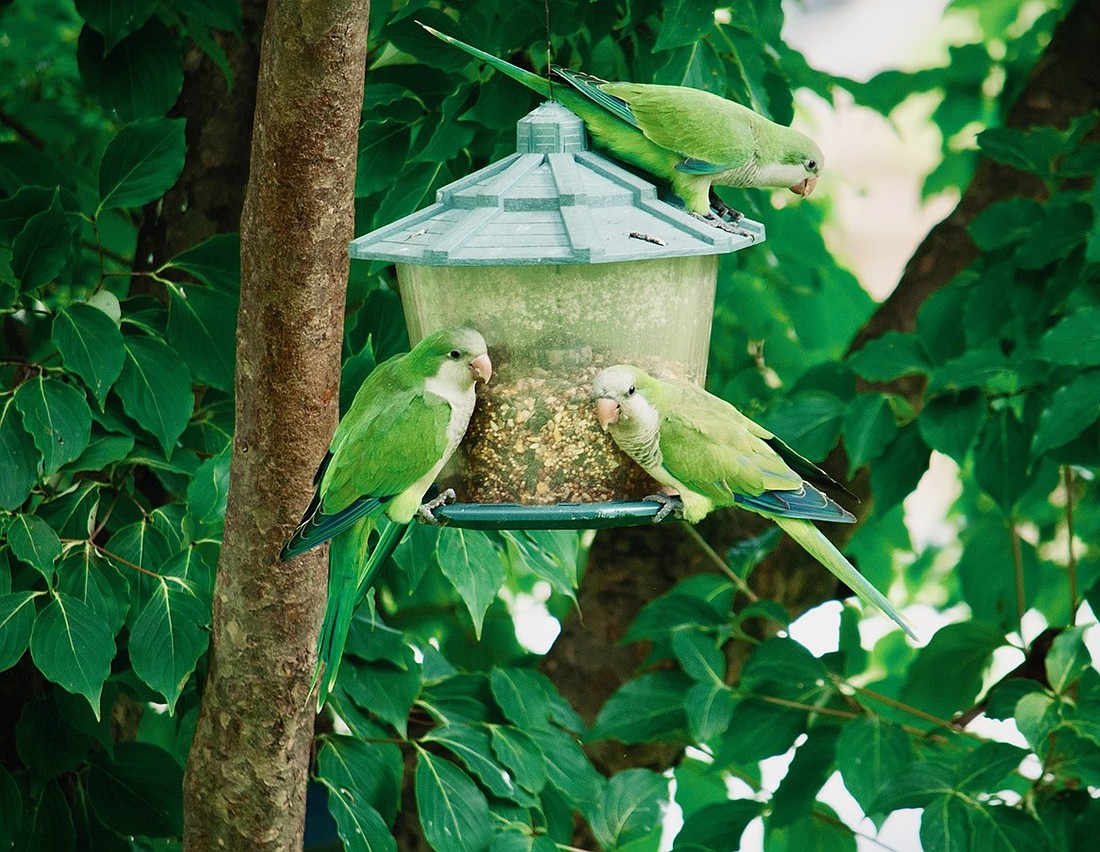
(349, 101, 764, 529)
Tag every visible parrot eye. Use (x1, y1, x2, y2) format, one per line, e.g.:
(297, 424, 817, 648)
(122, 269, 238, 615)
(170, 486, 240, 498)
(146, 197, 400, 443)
(627, 385, 635, 396)
(806, 159, 817, 171)
(448, 349, 462, 359)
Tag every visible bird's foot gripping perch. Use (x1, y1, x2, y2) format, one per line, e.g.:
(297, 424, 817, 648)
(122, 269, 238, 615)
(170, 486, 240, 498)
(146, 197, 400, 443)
(645, 493, 684, 524)
(692, 211, 756, 241)
(708, 192, 745, 225)
(417, 488, 456, 525)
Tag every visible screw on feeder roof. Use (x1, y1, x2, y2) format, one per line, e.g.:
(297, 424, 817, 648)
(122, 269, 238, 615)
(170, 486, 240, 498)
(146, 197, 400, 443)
(349, 101, 765, 268)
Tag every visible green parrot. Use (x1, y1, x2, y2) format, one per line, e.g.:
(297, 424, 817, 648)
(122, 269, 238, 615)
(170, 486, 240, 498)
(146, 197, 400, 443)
(592, 365, 914, 638)
(281, 326, 492, 707)
(422, 24, 823, 227)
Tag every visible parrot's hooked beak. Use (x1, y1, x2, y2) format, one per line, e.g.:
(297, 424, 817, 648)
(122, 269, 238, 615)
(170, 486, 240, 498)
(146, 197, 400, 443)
(789, 177, 817, 198)
(470, 353, 493, 384)
(595, 398, 620, 431)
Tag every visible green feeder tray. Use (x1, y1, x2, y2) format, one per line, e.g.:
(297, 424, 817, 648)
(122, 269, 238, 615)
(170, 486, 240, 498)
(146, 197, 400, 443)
(350, 101, 764, 530)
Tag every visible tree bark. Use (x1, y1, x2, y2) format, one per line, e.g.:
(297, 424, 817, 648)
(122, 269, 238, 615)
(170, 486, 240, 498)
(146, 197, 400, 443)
(182, 1, 369, 848)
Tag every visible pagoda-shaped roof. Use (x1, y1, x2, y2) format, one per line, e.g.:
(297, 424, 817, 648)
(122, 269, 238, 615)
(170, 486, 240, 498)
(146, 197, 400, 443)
(349, 101, 764, 267)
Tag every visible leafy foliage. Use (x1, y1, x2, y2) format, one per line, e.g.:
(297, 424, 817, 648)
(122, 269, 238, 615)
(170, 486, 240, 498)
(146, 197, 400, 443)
(2, 0, 1098, 850)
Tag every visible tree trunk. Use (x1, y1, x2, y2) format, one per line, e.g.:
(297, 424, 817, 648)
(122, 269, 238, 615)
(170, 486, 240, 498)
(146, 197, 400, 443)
(182, 1, 369, 848)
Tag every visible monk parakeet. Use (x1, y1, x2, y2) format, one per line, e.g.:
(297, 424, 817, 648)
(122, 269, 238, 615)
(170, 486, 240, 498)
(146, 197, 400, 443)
(422, 24, 822, 228)
(593, 365, 913, 638)
(282, 326, 492, 707)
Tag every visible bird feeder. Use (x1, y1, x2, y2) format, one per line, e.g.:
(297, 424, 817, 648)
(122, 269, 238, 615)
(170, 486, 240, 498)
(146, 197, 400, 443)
(349, 101, 764, 528)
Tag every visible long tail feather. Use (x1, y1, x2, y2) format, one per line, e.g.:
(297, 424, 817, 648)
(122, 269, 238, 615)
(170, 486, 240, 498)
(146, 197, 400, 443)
(772, 515, 916, 640)
(420, 24, 550, 97)
(310, 517, 409, 710)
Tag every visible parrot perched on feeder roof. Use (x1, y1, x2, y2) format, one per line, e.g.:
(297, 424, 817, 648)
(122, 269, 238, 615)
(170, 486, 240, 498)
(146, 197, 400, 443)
(592, 365, 913, 638)
(281, 326, 492, 708)
(422, 24, 823, 229)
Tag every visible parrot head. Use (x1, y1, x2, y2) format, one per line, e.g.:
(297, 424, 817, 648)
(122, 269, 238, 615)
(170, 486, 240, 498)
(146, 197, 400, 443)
(415, 326, 493, 390)
(593, 364, 659, 434)
(755, 127, 823, 198)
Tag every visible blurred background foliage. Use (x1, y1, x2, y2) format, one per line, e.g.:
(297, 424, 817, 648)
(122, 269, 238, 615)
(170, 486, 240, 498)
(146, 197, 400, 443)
(1, 0, 1098, 849)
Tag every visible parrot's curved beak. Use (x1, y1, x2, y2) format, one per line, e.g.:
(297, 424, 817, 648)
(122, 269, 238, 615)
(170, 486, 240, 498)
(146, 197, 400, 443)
(595, 398, 620, 431)
(789, 177, 817, 198)
(470, 353, 492, 384)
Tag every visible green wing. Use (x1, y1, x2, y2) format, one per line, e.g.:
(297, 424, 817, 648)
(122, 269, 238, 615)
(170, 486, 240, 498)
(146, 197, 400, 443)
(653, 379, 803, 503)
(321, 375, 451, 521)
(598, 83, 759, 171)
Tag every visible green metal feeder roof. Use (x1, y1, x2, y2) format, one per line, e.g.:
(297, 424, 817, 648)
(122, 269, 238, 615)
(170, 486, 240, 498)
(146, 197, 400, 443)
(349, 101, 764, 267)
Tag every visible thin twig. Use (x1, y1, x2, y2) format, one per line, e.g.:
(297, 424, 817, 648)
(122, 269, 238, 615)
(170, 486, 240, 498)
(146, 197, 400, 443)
(1064, 466, 1078, 610)
(1010, 521, 1026, 638)
(680, 522, 759, 601)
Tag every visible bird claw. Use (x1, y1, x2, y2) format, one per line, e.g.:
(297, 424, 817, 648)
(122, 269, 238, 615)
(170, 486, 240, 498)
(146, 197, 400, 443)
(416, 489, 456, 525)
(692, 211, 755, 241)
(707, 193, 745, 224)
(645, 493, 684, 524)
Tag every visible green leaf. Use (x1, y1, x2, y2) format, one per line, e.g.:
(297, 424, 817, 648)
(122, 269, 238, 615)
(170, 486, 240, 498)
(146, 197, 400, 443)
(655, 1, 715, 51)
(423, 723, 520, 801)
(186, 443, 231, 539)
(128, 577, 210, 712)
(847, 332, 930, 382)
(490, 666, 553, 730)
(770, 725, 841, 828)
(1031, 371, 1100, 458)
(969, 198, 1041, 251)
(339, 651, 422, 738)
(590, 768, 668, 849)
(166, 284, 237, 391)
(588, 671, 692, 744)
(6, 514, 61, 581)
(672, 630, 725, 684)
(356, 123, 413, 196)
(30, 593, 115, 719)
(716, 697, 806, 764)
(957, 741, 1028, 793)
(673, 800, 761, 851)
(68, 432, 134, 474)
(317, 735, 403, 826)
(415, 748, 491, 852)
(918, 390, 986, 464)
(75, 0, 157, 53)
(836, 717, 913, 815)
(763, 391, 846, 462)
(11, 191, 74, 291)
(1037, 307, 1100, 367)
(870, 421, 932, 515)
(114, 336, 193, 455)
(78, 21, 183, 122)
(843, 393, 898, 474)
(0, 396, 39, 510)
(98, 118, 187, 211)
(16, 695, 96, 788)
(978, 126, 1059, 176)
(489, 726, 546, 793)
(0, 765, 21, 848)
(0, 591, 38, 673)
(928, 347, 1018, 395)
(52, 303, 126, 404)
(57, 546, 130, 636)
(974, 408, 1031, 514)
(437, 528, 504, 639)
(740, 637, 828, 694)
(317, 736, 402, 850)
(684, 682, 735, 743)
(14, 375, 92, 475)
(163, 232, 241, 291)
(15, 779, 76, 851)
(873, 762, 956, 812)
(528, 726, 605, 809)
(87, 742, 183, 837)
(898, 621, 1005, 726)
(1046, 625, 1093, 694)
